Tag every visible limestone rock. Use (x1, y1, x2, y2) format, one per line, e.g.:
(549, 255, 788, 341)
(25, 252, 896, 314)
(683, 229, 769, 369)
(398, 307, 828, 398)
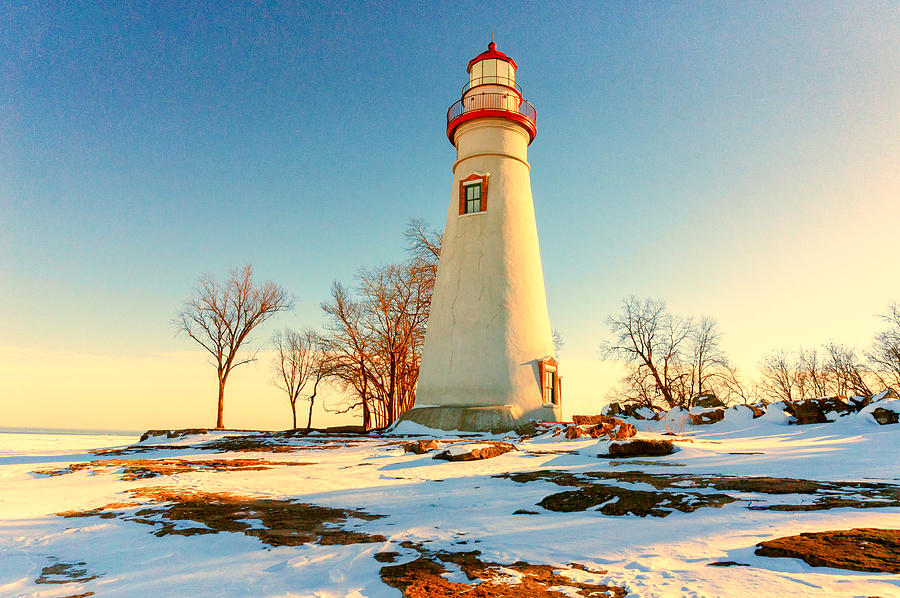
(433, 442, 517, 461)
(872, 407, 899, 425)
(140, 428, 209, 442)
(403, 440, 440, 454)
(692, 395, 724, 409)
(602, 403, 660, 420)
(606, 439, 674, 458)
(786, 397, 854, 425)
(747, 404, 766, 418)
(565, 425, 585, 439)
(566, 416, 636, 440)
(756, 528, 900, 573)
(689, 409, 725, 425)
(602, 403, 623, 417)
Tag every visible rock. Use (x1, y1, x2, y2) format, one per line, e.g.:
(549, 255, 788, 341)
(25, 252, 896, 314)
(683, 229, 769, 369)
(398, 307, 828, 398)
(848, 395, 870, 410)
(692, 394, 724, 409)
(403, 440, 440, 454)
(756, 528, 900, 573)
(786, 397, 855, 425)
(747, 404, 766, 418)
(601, 402, 659, 420)
(872, 389, 900, 402)
(572, 415, 604, 425)
(565, 425, 585, 439)
(872, 407, 899, 425)
(606, 439, 674, 458)
(689, 409, 725, 425)
(433, 442, 517, 461)
(565, 417, 636, 440)
(587, 420, 636, 440)
(139, 428, 209, 442)
(624, 404, 661, 420)
(602, 402, 623, 417)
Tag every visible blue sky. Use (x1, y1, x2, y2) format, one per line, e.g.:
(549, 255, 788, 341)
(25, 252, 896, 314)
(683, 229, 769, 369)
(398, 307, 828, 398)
(2, 2, 898, 428)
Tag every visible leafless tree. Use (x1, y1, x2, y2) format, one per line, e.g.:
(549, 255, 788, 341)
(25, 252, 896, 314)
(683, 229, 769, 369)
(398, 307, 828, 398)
(174, 265, 292, 429)
(688, 317, 737, 404)
(798, 347, 829, 398)
(824, 342, 873, 398)
(322, 220, 440, 430)
(552, 329, 564, 359)
(271, 329, 335, 430)
(758, 350, 800, 403)
(601, 297, 694, 409)
(868, 302, 900, 391)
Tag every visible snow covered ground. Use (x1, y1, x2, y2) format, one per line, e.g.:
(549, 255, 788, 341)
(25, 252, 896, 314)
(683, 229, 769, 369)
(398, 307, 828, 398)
(1, 413, 898, 597)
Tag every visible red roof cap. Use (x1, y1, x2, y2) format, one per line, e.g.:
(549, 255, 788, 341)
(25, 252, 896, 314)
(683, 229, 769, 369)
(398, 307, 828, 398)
(466, 42, 518, 73)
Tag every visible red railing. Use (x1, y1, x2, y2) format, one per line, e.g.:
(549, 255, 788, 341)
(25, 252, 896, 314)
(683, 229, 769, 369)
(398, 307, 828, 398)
(461, 76, 523, 96)
(447, 92, 536, 129)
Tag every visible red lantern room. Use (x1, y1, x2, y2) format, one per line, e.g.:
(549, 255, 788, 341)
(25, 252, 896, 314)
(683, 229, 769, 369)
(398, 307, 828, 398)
(446, 42, 537, 145)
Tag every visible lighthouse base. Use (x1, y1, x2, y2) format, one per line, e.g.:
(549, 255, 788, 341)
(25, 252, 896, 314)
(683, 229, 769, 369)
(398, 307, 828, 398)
(394, 404, 561, 434)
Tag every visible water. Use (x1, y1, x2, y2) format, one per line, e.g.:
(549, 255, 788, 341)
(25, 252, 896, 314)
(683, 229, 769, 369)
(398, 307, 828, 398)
(0, 427, 141, 457)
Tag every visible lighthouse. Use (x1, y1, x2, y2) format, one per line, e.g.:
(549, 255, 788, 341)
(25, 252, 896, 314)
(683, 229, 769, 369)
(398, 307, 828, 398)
(401, 42, 561, 432)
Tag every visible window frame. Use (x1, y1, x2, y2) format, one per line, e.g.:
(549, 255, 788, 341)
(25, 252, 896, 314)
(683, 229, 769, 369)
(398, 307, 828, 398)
(464, 182, 481, 214)
(538, 357, 562, 408)
(458, 173, 489, 216)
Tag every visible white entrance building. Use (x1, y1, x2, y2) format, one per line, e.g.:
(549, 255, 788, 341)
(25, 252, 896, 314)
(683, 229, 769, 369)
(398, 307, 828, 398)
(400, 42, 562, 432)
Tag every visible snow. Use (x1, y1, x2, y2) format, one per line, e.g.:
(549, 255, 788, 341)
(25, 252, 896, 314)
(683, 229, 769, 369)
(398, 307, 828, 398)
(1, 416, 899, 597)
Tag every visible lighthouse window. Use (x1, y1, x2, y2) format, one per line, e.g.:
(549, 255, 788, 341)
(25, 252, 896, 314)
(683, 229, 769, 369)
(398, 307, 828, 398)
(538, 358, 561, 407)
(464, 183, 481, 214)
(546, 370, 557, 405)
(483, 59, 497, 83)
(458, 174, 488, 215)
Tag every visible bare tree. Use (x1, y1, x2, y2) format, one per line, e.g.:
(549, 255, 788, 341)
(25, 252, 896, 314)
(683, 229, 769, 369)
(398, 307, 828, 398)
(824, 341, 872, 398)
(271, 329, 334, 430)
(552, 329, 564, 359)
(758, 350, 800, 403)
(602, 298, 745, 409)
(175, 265, 292, 429)
(868, 302, 900, 391)
(322, 220, 440, 430)
(601, 297, 694, 409)
(798, 347, 829, 398)
(323, 260, 432, 429)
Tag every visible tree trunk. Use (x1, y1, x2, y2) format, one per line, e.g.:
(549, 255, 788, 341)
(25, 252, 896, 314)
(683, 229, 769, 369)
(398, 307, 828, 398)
(307, 397, 315, 431)
(291, 400, 297, 430)
(216, 378, 225, 429)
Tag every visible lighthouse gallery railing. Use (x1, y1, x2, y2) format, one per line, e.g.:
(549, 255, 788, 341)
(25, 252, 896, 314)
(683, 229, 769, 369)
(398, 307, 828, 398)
(447, 92, 536, 129)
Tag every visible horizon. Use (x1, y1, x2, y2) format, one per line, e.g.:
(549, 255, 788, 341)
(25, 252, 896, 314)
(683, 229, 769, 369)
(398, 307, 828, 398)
(2, 2, 898, 430)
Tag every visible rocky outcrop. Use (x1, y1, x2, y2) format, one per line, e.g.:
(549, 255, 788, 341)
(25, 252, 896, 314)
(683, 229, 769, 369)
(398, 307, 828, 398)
(692, 394, 724, 409)
(746, 404, 766, 418)
(606, 439, 674, 458)
(756, 528, 900, 573)
(433, 442, 517, 461)
(785, 397, 855, 425)
(403, 440, 440, 454)
(689, 409, 725, 425)
(140, 429, 209, 442)
(872, 407, 899, 425)
(602, 402, 661, 420)
(567, 416, 636, 440)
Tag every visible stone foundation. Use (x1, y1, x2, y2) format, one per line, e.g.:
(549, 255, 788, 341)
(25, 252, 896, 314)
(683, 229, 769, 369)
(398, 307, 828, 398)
(396, 404, 559, 433)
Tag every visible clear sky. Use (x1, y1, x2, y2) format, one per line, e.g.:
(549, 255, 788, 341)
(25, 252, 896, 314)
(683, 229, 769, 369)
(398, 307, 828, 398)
(2, 2, 898, 430)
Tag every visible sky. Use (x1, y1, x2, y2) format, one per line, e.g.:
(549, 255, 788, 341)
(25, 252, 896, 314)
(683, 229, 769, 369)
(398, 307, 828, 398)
(2, 1, 898, 430)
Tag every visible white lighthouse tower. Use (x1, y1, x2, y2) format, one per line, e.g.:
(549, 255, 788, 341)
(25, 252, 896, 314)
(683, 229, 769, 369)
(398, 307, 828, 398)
(401, 42, 561, 432)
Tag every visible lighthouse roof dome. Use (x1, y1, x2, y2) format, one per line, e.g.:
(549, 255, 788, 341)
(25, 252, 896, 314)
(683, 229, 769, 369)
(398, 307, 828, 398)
(467, 42, 518, 73)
